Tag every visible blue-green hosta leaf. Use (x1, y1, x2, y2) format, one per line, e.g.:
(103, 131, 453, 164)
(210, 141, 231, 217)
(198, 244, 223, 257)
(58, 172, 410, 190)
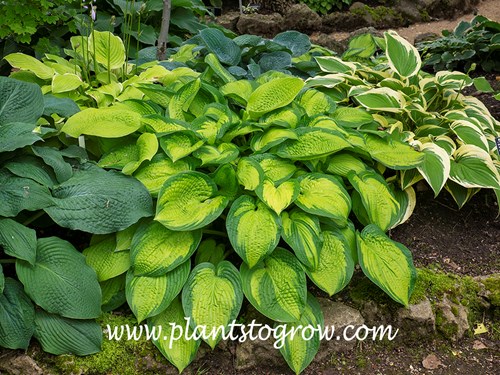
(278, 293, 323, 375)
(0, 122, 42, 152)
(236, 157, 264, 191)
(168, 78, 201, 121)
(306, 230, 355, 296)
(298, 89, 336, 117)
(258, 51, 292, 72)
(417, 143, 451, 196)
(0, 219, 36, 265)
(83, 236, 130, 282)
(353, 87, 405, 113)
(134, 154, 192, 196)
(296, 173, 351, 227)
(89, 31, 125, 70)
(0, 278, 35, 350)
(314, 56, 356, 74)
(384, 30, 421, 78)
(450, 120, 489, 152)
(126, 261, 190, 323)
(33, 310, 102, 355)
(192, 143, 239, 166)
(200, 28, 241, 66)
(253, 154, 297, 184)
(273, 30, 311, 57)
(281, 209, 322, 270)
(0, 171, 53, 217)
(449, 145, 500, 189)
(0, 266, 3, 294)
(4, 53, 54, 80)
(62, 107, 142, 138)
(356, 224, 417, 306)
(182, 261, 243, 348)
(251, 128, 298, 153)
(241, 248, 307, 322)
(45, 167, 153, 234)
(326, 153, 368, 177)
(348, 170, 400, 231)
(16, 237, 101, 319)
(365, 134, 424, 170)
(156, 171, 229, 231)
(226, 195, 281, 268)
(149, 296, 201, 372)
(31, 146, 73, 184)
(247, 77, 304, 119)
(277, 127, 351, 160)
(159, 132, 205, 162)
(256, 179, 300, 215)
(131, 221, 201, 276)
(0, 76, 44, 125)
(99, 133, 159, 175)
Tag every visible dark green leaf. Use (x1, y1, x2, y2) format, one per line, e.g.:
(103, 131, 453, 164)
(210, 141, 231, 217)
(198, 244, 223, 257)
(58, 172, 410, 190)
(0, 219, 36, 265)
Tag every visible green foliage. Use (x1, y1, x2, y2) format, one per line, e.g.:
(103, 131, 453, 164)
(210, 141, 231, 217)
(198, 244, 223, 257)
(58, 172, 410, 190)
(416, 15, 500, 73)
(298, 0, 353, 14)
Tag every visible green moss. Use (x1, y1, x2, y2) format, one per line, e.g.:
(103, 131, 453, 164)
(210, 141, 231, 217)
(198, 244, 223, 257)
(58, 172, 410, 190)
(482, 275, 500, 306)
(37, 313, 171, 375)
(350, 5, 403, 25)
(435, 309, 458, 339)
(419, 9, 430, 22)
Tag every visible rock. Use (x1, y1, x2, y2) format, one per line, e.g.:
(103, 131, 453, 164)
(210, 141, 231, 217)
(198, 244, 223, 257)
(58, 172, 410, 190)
(396, 297, 436, 341)
(236, 13, 284, 38)
(283, 4, 322, 34)
(315, 298, 365, 361)
(396, 0, 424, 23)
(311, 33, 347, 54)
(321, 12, 367, 33)
(358, 300, 392, 327)
(419, 0, 480, 20)
(349, 2, 367, 12)
(414, 32, 440, 45)
(0, 353, 43, 375)
(435, 296, 469, 341)
(422, 353, 443, 370)
(216, 11, 240, 32)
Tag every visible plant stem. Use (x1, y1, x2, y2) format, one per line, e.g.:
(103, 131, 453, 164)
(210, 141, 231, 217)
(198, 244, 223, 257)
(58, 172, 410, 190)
(203, 229, 228, 237)
(22, 211, 46, 226)
(0, 259, 16, 264)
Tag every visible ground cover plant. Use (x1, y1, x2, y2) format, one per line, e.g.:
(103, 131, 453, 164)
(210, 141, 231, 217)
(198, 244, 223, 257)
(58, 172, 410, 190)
(1, 25, 500, 374)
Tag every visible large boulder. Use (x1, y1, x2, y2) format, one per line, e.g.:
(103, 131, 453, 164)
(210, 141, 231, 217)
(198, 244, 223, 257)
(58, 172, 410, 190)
(396, 297, 436, 341)
(283, 3, 322, 34)
(236, 13, 284, 38)
(321, 11, 367, 33)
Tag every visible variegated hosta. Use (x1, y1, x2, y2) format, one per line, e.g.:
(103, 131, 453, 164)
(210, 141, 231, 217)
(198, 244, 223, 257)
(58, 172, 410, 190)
(11, 28, 498, 374)
(311, 30, 500, 210)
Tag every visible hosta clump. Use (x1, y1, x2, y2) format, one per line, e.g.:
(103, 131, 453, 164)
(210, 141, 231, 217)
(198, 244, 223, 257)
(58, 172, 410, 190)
(53, 39, 425, 373)
(0, 76, 153, 355)
(311, 30, 500, 209)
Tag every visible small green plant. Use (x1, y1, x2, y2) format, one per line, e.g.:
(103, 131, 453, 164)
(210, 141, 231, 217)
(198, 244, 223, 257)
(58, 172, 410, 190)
(416, 15, 500, 73)
(298, 0, 352, 14)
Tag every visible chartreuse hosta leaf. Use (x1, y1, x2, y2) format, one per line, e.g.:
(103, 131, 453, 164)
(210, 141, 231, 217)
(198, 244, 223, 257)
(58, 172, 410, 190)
(277, 127, 351, 160)
(348, 171, 400, 232)
(220, 80, 257, 105)
(156, 172, 229, 231)
(0, 219, 36, 265)
(212, 164, 239, 199)
(330, 106, 374, 128)
(256, 179, 300, 215)
(0, 278, 35, 350)
(326, 153, 368, 177)
(83, 236, 130, 282)
(314, 56, 357, 74)
(142, 115, 187, 134)
(182, 261, 243, 348)
(253, 154, 297, 184)
(241, 248, 307, 322)
(51, 73, 84, 93)
(134, 154, 192, 196)
(168, 78, 201, 121)
(236, 157, 264, 190)
(62, 107, 142, 138)
(251, 128, 298, 153)
(131, 221, 201, 276)
(353, 87, 405, 113)
(391, 186, 416, 228)
(99, 133, 158, 175)
(100, 274, 126, 312)
(417, 143, 451, 196)
(449, 145, 500, 189)
(306, 230, 355, 295)
(126, 261, 190, 323)
(16, 237, 101, 319)
(296, 173, 351, 227)
(159, 132, 205, 162)
(384, 30, 421, 78)
(298, 89, 336, 117)
(89, 31, 125, 69)
(226, 195, 281, 267)
(193, 143, 239, 166)
(4, 53, 55, 80)
(281, 209, 322, 270)
(247, 77, 304, 119)
(33, 310, 102, 355)
(278, 293, 324, 375)
(356, 224, 417, 306)
(365, 134, 424, 170)
(149, 296, 201, 373)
